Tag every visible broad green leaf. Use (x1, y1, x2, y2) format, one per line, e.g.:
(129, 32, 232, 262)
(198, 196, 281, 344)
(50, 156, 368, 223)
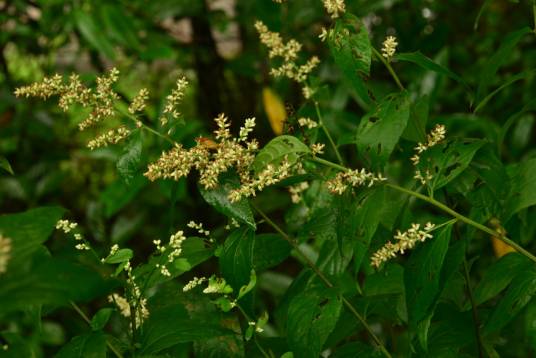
(473, 253, 532, 305)
(328, 14, 372, 103)
(476, 27, 532, 102)
(116, 131, 142, 185)
(474, 70, 536, 113)
(91, 308, 113, 331)
(253, 233, 291, 271)
(417, 139, 484, 190)
(498, 98, 536, 153)
(331, 342, 383, 358)
(0, 206, 65, 267)
(252, 135, 310, 174)
(237, 270, 257, 300)
(287, 286, 342, 358)
(56, 332, 107, 358)
(100, 176, 147, 218)
(140, 301, 234, 354)
(100, 4, 140, 49)
(103, 248, 133, 264)
(402, 95, 429, 143)
(396, 52, 469, 90)
(220, 227, 255, 292)
(73, 10, 116, 59)
(0, 155, 13, 175)
(505, 157, 536, 217)
(483, 267, 536, 334)
(356, 92, 410, 168)
(404, 224, 453, 328)
(199, 171, 256, 229)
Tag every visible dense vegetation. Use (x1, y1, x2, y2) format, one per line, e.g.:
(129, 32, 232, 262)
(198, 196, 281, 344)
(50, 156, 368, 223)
(1, 0, 536, 357)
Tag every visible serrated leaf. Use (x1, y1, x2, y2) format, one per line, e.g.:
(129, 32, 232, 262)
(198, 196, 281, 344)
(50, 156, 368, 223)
(287, 286, 342, 358)
(252, 135, 309, 174)
(328, 14, 372, 103)
(56, 331, 107, 358)
(199, 171, 256, 229)
(473, 253, 532, 305)
(91, 308, 113, 331)
(483, 267, 536, 334)
(405, 224, 453, 328)
(116, 131, 142, 185)
(356, 92, 410, 168)
(103, 248, 133, 264)
(220, 227, 255, 292)
(396, 52, 469, 90)
(0, 156, 14, 175)
(476, 27, 532, 103)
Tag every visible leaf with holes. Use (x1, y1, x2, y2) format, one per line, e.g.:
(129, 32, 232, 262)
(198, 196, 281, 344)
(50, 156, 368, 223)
(252, 135, 309, 174)
(356, 92, 410, 168)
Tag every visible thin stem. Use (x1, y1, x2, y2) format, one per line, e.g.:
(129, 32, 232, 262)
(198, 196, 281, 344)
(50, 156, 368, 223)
(252, 204, 392, 358)
(462, 258, 484, 357)
(372, 48, 405, 91)
(315, 102, 344, 165)
(70, 301, 124, 358)
(235, 304, 271, 358)
(309, 156, 536, 264)
(118, 107, 176, 145)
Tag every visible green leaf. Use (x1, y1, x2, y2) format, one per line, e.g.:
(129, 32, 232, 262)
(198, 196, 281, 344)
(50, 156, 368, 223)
(116, 131, 142, 185)
(505, 157, 536, 217)
(91, 308, 114, 331)
(237, 270, 257, 300)
(100, 176, 147, 218)
(140, 302, 233, 354)
(0, 155, 14, 175)
(56, 331, 107, 358)
(253, 233, 291, 271)
(476, 27, 532, 103)
(404, 224, 453, 328)
(220, 227, 255, 292)
(483, 267, 536, 334)
(199, 171, 256, 229)
(73, 10, 116, 59)
(0, 206, 65, 267)
(396, 52, 469, 90)
(287, 286, 342, 358)
(473, 253, 532, 305)
(402, 95, 429, 143)
(417, 139, 484, 190)
(252, 135, 309, 174)
(100, 4, 140, 49)
(328, 14, 372, 104)
(103, 248, 133, 264)
(356, 92, 410, 168)
(474, 70, 536, 113)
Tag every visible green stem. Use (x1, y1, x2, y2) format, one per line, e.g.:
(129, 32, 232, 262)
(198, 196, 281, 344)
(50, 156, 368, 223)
(309, 156, 536, 264)
(314, 102, 344, 165)
(70, 301, 124, 358)
(235, 304, 271, 358)
(252, 204, 392, 358)
(372, 47, 405, 91)
(118, 107, 176, 145)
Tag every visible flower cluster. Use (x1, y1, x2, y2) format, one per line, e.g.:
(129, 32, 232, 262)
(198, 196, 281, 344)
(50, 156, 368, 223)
(255, 21, 320, 98)
(323, 0, 346, 19)
(0, 234, 12, 274)
(326, 168, 387, 194)
(187, 221, 210, 236)
(310, 143, 325, 155)
(128, 88, 149, 114)
(381, 36, 398, 61)
(411, 124, 446, 184)
(161, 76, 189, 125)
(371, 222, 436, 268)
(298, 117, 318, 129)
(87, 126, 131, 150)
(56, 219, 90, 250)
(289, 181, 309, 203)
(183, 276, 207, 292)
(157, 230, 187, 277)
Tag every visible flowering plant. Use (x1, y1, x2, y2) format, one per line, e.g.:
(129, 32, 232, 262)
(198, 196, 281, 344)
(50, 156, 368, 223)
(1, 0, 536, 357)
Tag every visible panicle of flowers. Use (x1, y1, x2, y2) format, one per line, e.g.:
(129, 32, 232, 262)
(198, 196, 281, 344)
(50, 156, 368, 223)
(145, 114, 260, 191)
(108, 294, 131, 318)
(298, 117, 318, 129)
(128, 88, 149, 114)
(323, 0, 346, 19)
(310, 143, 325, 155)
(0, 234, 12, 274)
(228, 158, 292, 203)
(255, 21, 319, 98)
(381, 36, 398, 61)
(289, 181, 309, 203)
(161, 76, 189, 126)
(187, 221, 210, 237)
(183, 276, 207, 292)
(111, 260, 149, 328)
(327, 168, 387, 194)
(203, 275, 234, 295)
(411, 124, 446, 184)
(87, 126, 131, 150)
(319, 27, 330, 42)
(371, 222, 436, 268)
(156, 230, 187, 277)
(239, 118, 256, 142)
(56, 219, 90, 250)
(225, 218, 240, 230)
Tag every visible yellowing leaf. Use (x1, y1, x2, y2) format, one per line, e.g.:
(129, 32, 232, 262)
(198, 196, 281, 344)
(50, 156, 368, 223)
(492, 236, 516, 258)
(262, 87, 286, 135)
